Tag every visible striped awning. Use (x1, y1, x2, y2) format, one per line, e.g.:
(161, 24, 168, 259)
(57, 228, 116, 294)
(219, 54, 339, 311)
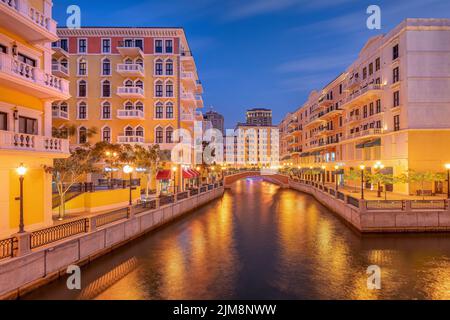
(156, 170, 171, 180)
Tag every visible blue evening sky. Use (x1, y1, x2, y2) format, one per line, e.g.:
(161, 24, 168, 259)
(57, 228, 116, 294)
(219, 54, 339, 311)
(53, 0, 450, 128)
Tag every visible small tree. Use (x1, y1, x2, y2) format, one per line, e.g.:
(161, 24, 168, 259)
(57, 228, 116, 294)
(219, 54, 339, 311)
(367, 172, 385, 198)
(406, 170, 438, 199)
(133, 144, 161, 199)
(344, 169, 361, 192)
(44, 143, 104, 220)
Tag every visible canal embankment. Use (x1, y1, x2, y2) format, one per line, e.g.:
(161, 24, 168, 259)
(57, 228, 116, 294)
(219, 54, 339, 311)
(0, 184, 224, 300)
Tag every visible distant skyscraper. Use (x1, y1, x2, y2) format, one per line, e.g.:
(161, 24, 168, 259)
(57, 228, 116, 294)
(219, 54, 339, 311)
(204, 109, 225, 134)
(246, 108, 272, 126)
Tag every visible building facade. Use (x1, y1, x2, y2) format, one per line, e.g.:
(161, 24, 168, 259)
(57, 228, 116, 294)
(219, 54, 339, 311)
(246, 108, 272, 126)
(279, 19, 450, 195)
(204, 109, 224, 135)
(0, 0, 70, 236)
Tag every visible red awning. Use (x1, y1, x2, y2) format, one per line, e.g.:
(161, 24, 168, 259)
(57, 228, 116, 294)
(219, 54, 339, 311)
(156, 170, 171, 180)
(190, 169, 200, 177)
(183, 169, 194, 179)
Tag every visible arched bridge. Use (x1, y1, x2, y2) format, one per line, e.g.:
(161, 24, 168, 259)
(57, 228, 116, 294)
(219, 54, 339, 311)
(224, 170, 289, 188)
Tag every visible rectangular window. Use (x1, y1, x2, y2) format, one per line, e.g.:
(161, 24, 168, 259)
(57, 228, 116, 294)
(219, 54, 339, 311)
(103, 130, 111, 142)
(394, 115, 400, 131)
(102, 39, 111, 53)
(393, 91, 400, 107)
(339, 84, 343, 95)
(102, 62, 111, 76)
(166, 63, 173, 75)
(103, 107, 111, 119)
(376, 99, 381, 113)
(135, 39, 143, 50)
(0, 112, 7, 131)
(363, 105, 368, 118)
(156, 130, 163, 143)
(393, 67, 400, 83)
(0, 44, 6, 54)
(363, 67, 367, 80)
(369, 63, 373, 75)
(18, 116, 38, 135)
(166, 84, 173, 97)
(166, 130, 173, 143)
(156, 84, 163, 97)
(393, 44, 399, 60)
(18, 53, 36, 67)
(155, 40, 163, 53)
(165, 40, 173, 53)
(78, 39, 87, 53)
(369, 102, 374, 116)
(60, 39, 68, 52)
(155, 62, 163, 75)
(375, 57, 381, 71)
(78, 106, 87, 119)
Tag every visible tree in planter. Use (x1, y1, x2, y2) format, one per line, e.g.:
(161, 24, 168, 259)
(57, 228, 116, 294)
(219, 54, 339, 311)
(44, 143, 104, 221)
(133, 144, 161, 199)
(367, 172, 385, 198)
(406, 170, 439, 200)
(344, 169, 361, 192)
(368, 172, 406, 200)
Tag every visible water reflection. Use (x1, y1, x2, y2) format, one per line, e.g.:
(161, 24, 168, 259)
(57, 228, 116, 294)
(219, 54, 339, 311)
(26, 178, 450, 300)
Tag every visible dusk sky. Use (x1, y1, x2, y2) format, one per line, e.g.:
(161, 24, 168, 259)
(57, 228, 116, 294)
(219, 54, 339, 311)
(53, 0, 450, 128)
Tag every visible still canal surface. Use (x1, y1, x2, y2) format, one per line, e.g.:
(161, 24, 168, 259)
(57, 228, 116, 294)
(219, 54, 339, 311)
(26, 178, 450, 300)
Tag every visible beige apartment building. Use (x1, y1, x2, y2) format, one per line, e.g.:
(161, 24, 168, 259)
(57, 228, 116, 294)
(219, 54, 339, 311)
(279, 19, 450, 195)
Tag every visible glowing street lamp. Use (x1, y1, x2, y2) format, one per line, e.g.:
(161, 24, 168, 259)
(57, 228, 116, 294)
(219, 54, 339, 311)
(360, 165, 366, 200)
(16, 164, 27, 233)
(445, 163, 450, 200)
(123, 165, 134, 206)
(172, 166, 178, 194)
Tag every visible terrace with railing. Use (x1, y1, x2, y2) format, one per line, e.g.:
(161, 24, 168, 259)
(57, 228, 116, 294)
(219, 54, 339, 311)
(0, 130, 69, 154)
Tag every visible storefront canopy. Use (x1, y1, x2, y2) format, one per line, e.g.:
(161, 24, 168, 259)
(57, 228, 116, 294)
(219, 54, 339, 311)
(356, 138, 382, 149)
(183, 169, 200, 179)
(156, 170, 171, 180)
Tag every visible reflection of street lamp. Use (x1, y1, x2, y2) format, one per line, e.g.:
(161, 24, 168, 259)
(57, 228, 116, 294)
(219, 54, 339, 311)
(374, 162, 385, 198)
(321, 165, 326, 184)
(172, 166, 178, 194)
(445, 164, 450, 200)
(16, 164, 27, 233)
(360, 165, 366, 200)
(123, 165, 134, 206)
(334, 165, 340, 191)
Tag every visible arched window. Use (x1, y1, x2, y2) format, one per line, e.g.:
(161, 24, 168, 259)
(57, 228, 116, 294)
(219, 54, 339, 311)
(124, 79, 133, 87)
(124, 58, 133, 64)
(78, 102, 87, 119)
(102, 102, 111, 119)
(125, 126, 134, 137)
(165, 127, 173, 143)
(155, 80, 163, 97)
(166, 102, 174, 119)
(135, 80, 143, 89)
(135, 101, 144, 111)
(61, 58, 68, 68)
(102, 58, 111, 76)
(135, 58, 143, 67)
(155, 127, 163, 144)
(52, 102, 59, 111)
(155, 59, 163, 75)
(78, 80, 87, 97)
(165, 81, 173, 97)
(155, 102, 164, 119)
(102, 80, 111, 97)
(60, 102, 68, 112)
(78, 58, 87, 75)
(135, 126, 144, 137)
(102, 127, 111, 142)
(165, 59, 173, 75)
(124, 101, 133, 110)
(79, 127, 87, 144)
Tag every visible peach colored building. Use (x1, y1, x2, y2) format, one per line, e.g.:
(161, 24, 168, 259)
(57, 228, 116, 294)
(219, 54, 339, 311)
(279, 19, 450, 195)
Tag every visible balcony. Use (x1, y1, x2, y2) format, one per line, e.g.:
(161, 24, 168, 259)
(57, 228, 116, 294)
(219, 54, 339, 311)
(181, 92, 195, 101)
(342, 84, 383, 108)
(345, 128, 383, 141)
(52, 63, 69, 78)
(181, 51, 195, 71)
(0, 130, 69, 156)
(117, 41, 143, 57)
(0, 0, 58, 43)
(117, 64, 144, 77)
(0, 53, 70, 100)
(117, 109, 145, 120)
(181, 112, 195, 122)
(117, 136, 145, 144)
(117, 86, 145, 99)
(321, 106, 343, 120)
(318, 96, 333, 107)
(52, 46, 69, 59)
(52, 109, 69, 120)
(195, 94, 204, 108)
(346, 76, 360, 90)
(195, 79, 203, 94)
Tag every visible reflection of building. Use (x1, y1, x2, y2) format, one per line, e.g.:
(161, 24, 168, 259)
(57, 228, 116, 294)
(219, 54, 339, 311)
(0, 0, 70, 236)
(246, 108, 272, 126)
(232, 108, 278, 167)
(279, 19, 450, 195)
(204, 109, 224, 134)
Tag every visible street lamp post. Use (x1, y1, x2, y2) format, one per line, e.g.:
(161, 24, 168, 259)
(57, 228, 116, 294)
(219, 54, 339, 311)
(360, 165, 366, 200)
(172, 166, 178, 194)
(445, 164, 450, 200)
(16, 164, 27, 233)
(123, 165, 134, 206)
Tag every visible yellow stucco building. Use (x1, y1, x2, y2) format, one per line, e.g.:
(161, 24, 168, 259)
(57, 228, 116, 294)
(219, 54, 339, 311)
(0, 0, 70, 237)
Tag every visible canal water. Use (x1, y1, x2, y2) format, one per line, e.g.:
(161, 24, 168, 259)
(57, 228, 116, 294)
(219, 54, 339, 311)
(26, 178, 450, 300)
